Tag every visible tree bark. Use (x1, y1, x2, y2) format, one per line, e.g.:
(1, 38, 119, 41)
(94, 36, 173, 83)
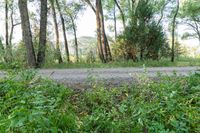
(18, 0, 36, 68)
(171, 0, 179, 62)
(50, 0, 63, 64)
(5, 0, 11, 62)
(55, 0, 70, 63)
(37, 0, 48, 67)
(99, 0, 112, 61)
(95, 0, 105, 63)
(5, 0, 9, 49)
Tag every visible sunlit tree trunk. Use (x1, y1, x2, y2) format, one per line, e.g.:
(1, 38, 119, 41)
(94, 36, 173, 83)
(95, 0, 105, 63)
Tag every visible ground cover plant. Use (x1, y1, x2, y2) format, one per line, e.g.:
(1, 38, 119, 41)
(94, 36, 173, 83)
(0, 70, 200, 132)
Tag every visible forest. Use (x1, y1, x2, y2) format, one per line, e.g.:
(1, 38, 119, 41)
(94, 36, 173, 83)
(0, 0, 199, 68)
(0, 0, 200, 132)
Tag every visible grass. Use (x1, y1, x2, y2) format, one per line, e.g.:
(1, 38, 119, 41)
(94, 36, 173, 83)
(44, 57, 200, 69)
(0, 70, 200, 132)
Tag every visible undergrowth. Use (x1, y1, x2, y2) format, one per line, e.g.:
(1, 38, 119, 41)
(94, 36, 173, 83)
(0, 70, 200, 132)
(44, 57, 200, 69)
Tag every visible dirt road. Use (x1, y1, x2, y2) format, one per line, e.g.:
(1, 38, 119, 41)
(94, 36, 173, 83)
(0, 67, 199, 89)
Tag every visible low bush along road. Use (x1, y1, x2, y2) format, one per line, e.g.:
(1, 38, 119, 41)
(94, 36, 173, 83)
(0, 67, 199, 89)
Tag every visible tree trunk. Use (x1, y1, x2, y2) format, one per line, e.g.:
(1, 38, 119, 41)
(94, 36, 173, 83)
(171, 0, 179, 62)
(70, 15, 79, 62)
(95, 0, 105, 63)
(18, 0, 36, 68)
(99, 0, 112, 61)
(55, 0, 70, 63)
(114, 4, 117, 40)
(5, 0, 11, 62)
(5, 0, 9, 49)
(114, 0, 126, 31)
(50, 0, 63, 64)
(37, 0, 48, 67)
(9, 10, 14, 47)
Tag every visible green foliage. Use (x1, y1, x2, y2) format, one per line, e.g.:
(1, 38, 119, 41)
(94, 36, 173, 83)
(180, 0, 200, 42)
(44, 57, 200, 69)
(0, 70, 200, 132)
(73, 72, 200, 132)
(0, 70, 77, 132)
(122, 0, 169, 61)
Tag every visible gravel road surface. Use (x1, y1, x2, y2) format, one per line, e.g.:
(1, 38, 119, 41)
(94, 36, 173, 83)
(0, 67, 199, 89)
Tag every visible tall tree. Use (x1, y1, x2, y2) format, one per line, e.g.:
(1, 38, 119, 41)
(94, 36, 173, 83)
(181, 0, 200, 45)
(18, 0, 36, 67)
(94, 0, 105, 62)
(171, 0, 179, 62)
(37, 0, 48, 67)
(50, 0, 63, 64)
(113, 4, 117, 40)
(9, 0, 21, 47)
(84, 0, 112, 62)
(70, 14, 79, 62)
(99, 0, 112, 61)
(5, 0, 9, 49)
(64, 1, 85, 63)
(55, 0, 70, 62)
(114, 0, 126, 31)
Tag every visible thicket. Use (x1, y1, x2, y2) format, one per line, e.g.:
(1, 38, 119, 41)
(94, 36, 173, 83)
(0, 70, 199, 132)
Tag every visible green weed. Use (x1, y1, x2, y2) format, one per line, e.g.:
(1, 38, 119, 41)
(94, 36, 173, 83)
(0, 70, 200, 132)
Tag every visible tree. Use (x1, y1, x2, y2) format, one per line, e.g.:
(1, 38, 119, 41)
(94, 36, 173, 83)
(5, 0, 9, 50)
(9, 0, 21, 47)
(63, 1, 85, 63)
(114, 0, 126, 31)
(171, 0, 179, 62)
(37, 0, 48, 67)
(84, 0, 112, 62)
(181, 0, 200, 45)
(50, 0, 63, 64)
(55, 0, 70, 63)
(18, 0, 36, 67)
(99, 0, 112, 61)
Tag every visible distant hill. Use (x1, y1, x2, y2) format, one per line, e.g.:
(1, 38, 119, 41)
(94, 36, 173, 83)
(63, 36, 97, 57)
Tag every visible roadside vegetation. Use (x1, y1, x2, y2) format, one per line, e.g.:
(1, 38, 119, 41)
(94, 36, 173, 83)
(0, 70, 199, 132)
(43, 57, 200, 69)
(1, 57, 200, 70)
